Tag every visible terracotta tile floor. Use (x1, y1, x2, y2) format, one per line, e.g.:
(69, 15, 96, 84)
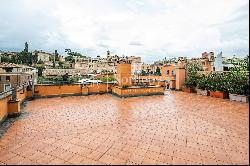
(0, 91, 249, 165)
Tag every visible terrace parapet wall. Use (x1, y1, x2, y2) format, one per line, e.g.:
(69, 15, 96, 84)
(112, 86, 164, 98)
(0, 84, 33, 124)
(34, 83, 113, 98)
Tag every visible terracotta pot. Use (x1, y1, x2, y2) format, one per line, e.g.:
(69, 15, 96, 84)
(210, 91, 229, 99)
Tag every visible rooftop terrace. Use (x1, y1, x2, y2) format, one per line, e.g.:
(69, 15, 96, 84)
(0, 91, 249, 165)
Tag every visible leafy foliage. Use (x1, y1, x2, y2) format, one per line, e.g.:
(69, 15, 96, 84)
(140, 70, 147, 76)
(1, 51, 35, 65)
(67, 52, 85, 58)
(16, 51, 33, 65)
(226, 71, 249, 96)
(65, 55, 75, 63)
(184, 75, 198, 88)
(196, 74, 207, 90)
(37, 75, 82, 84)
(205, 72, 229, 92)
(199, 71, 249, 96)
(184, 61, 204, 88)
(226, 56, 249, 71)
(68, 75, 82, 84)
(98, 76, 116, 82)
(155, 67, 161, 76)
(0, 56, 13, 63)
(186, 61, 204, 76)
(58, 61, 63, 68)
(65, 52, 86, 63)
(36, 65, 45, 76)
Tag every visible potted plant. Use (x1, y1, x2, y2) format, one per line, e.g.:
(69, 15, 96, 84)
(183, 76, 196, 93)
(183, 61, 204, 93)
(206, 72, 229, 99)
(196, 74, 209, 96)
(227, 71, 249, 102)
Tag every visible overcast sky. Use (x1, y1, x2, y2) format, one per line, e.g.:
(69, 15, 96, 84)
(0, 0, 249, 63)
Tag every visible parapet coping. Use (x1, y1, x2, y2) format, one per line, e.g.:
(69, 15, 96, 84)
(113, 86, 164, 89)
(36, 83, 115, 86)
(112, 92, 164, 98)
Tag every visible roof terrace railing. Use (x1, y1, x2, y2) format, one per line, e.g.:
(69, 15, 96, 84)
(0, 88, 14, 99)
(0, 81, 32, 100)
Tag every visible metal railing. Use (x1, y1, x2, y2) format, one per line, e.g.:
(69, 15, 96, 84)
(0, 81, 32, 100)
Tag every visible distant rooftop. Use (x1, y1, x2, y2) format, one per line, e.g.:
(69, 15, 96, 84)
(0, 62, 34, 69)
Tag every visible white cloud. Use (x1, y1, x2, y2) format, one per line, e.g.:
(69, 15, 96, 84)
(0, 0, 249, 63)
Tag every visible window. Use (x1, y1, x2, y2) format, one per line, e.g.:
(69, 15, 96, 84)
(6, 76, 10, 81)
(4, 84, 11, 92)
(223, 66, 229, 71)
(166, 70, 169, 75)
(5, 68, 13, 72)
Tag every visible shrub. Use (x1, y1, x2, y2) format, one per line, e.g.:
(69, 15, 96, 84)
(184, 75, 197, 88)
(226, 71, 249, 96)
(196, 74, 207, 90)
(68, 76, 82, 84)
(37, 75, 82, 84)
(184, 61, 204, 89)
(37, 76, 46, 84)
(99, 76, 116, 82)
(206, 72, 229, 92)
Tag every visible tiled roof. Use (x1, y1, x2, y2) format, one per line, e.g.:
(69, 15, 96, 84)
(0, 62, 33, 69)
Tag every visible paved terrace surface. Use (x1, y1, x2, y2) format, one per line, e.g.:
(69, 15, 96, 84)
(0, 91, 249, 165)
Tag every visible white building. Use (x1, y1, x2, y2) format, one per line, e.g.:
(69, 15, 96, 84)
(214, 52, 223, 71)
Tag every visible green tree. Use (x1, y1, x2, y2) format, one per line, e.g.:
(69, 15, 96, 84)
(0, 56, 12, 63)
(37, 65, 45, 76)
(10, 55, 17, 63)
(17, 51, 32, 65)
(65, 55, 75, 63)
(58, 61, 64, 68)
(141, 70, 146, 76)
(67, 52, 84, 57)
(155, 67, 161, 76)
(65, 51, 87, 63)
(228, 56, 249, 71)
